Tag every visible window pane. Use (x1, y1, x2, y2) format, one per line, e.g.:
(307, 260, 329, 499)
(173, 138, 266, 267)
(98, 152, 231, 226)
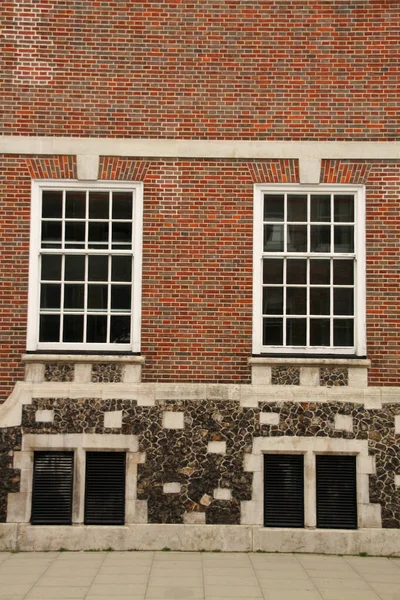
(111, 285, 131, 311)
(112, 256, 132, 282)
(112, 222, 132, 244)
(110, 316, 131, 344)
(287, 287, 306, 315)
(89, 222, 109, 243)
(65, 222, 85, 243)
(40, 284, 61, 309)
(310, 259, 330, 284)
(333, 260, 354, 285)
(88, 285, 108, 310)
(334, 319, 354, 346)
(89, 255, 108, 282)
(311, 195, 330, 222)
(87, 315, 107, 343)
(263, 318, 283, 345)
(334, 195, 354, 222)
(39, 315, 60, 342)
(287, 259, 306, 284)
(334, 288, 354, 316)
(41, 221, 62, 244)
(264, 225, 284, 252)
(287, 225, 307, 252)
(264, 194, 284, 221)
(310, 288, 330, 315)
(63, 315, 84, 342)
(112, 192, 133, 220)
(334, 226, 354, 253)
(65, 255, 85, 281)
(42, 191, 62, 218)
(89, 192, 109, 219)
(287, 319, 306, 346)
(64, 284, 84, 309)
(287, 194, 307, 222)
(66, 191, 86, 218)
(41, 255, 61, 281)
(263, 288, 283, 315)
(310, 319, 330, 346)
(311, 225, 330, 252)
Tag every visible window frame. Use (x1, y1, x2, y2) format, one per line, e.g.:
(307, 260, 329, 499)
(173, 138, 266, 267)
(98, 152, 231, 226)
(27, 180, 143, 352)
(253, 184, 366, 356)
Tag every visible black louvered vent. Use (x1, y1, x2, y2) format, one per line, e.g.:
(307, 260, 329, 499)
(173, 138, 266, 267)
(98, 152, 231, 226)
(31, 452, 74, 525)
(316, 455, 357, 529)
(84, 452, 126, 525)
(264, 454, 304, 528)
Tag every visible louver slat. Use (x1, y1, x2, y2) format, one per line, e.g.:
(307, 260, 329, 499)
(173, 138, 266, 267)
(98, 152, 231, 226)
(31, 452, 74, 525)
(264, 454, 304, 528)
(84, 452, 126, 525)
(316, 455, 357, 529)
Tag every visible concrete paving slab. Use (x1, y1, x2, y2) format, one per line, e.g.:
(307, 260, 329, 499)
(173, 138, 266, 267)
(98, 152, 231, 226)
(263, 591, 323, 600)
(319, 591, 380, 600)
(88, 583, 148, 596)
(24, 587, 88, 599)
(145, 587, 204, 599)
(204, 586, 263, 597)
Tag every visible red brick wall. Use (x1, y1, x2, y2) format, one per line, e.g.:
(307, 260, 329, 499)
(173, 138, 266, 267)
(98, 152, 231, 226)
(2, 1, 398, 140)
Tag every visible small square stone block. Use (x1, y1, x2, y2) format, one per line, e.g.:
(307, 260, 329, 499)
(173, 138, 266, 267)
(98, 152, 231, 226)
(183, 512, 206, 524)
(162, 411, 184, 429)
(163, 482, 181, 494)
(334, 414, 353, 432)
(104, 410, 123, 429)
(260, 412, 279, 426)
(394, 475, 400, 487)
(207, 441, 226, 454)
(213, 488, 232, 501)
(395, 415, 400, 435)
(35, 410, 54, 423)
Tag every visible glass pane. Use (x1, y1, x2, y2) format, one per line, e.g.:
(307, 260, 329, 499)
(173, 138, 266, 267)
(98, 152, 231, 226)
(334, 288, 354, 316)
(64, 284, 84, 309)
(89, 192, 109, 219)
(87, 315, 107, 343)
(263, 318, 283, 345)
(112, 222, 132, 244)
(287, 225, 307, 252)
(287, 194, 307, 222)
(334, 319, 354, 346)
(287, 319, 306, 346)
(310, 259, 330, 284)
(89, 255, 108, 282)
(41, 255, 61, 281)
(287, 259, 306, 284)
(63, 315, 84, 343)
(334, 226, 354, 253)
(112, 192, 133, 220)
(40, 284, 61, 309)
(89, 222, 109, 243)
(111, 285, 131, 311)
(310, 319, 330, 346)
(311, 195, 331, 222)
(39, 314, 60, 342)
(41, 221, 62, 244)
(263, 194, 284, 221)
(112, 256, 132, 282)
(333, 259, 354, 285)
(310, 288, 330, 315)
(110, 316, 131, 344)
(311, 225, 330, 252)
(263, 287, 283, 315)
(88, 285, 108, 310)
(287, 287, 306, 315)
(334, 195, 354, 222)
(42, 191, 62, 218)
(65, 255, 85, 281)
(65, 191, 86, 218)
(65, 222, 85, 242)
(264, 225, 283, 252)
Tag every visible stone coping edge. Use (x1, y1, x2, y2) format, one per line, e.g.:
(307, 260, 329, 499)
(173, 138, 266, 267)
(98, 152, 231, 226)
(0, 524, 399, 555)
(249, 357, 371, 368)
(22, 354, 145, 364)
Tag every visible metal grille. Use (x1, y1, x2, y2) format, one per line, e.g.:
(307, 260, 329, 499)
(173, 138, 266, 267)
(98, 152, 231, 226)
(316, 455, 357, 529)
(264, 454, 304, 527)
(84, 452, 126, 525)
(31, 452, 74, 525)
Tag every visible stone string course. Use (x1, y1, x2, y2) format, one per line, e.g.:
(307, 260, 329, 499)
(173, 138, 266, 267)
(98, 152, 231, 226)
(1, 398, 395, 528)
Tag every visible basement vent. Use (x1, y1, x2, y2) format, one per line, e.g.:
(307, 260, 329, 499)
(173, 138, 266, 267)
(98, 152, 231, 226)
(316, 455, 357, 529)
(264, 454, 304, 528)
(84, 452, 126, 525)
(31, 451, 74, 525)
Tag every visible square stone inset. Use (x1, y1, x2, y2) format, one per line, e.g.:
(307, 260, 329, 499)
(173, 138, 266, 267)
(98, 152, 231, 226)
(104, 410, 123, 429)
(207, 441, 226, 454)
(183, 512, 206, 524)
(213, 488, 232, 501)
(334, 414, 353, 433)
(162, 411, 184, 429)
(35, 410, 54, 423)
(394, 475, 400, 487)
(395, 415, 400, 435)
(260, 412, 279, 426)
(163, 482, 181, 494)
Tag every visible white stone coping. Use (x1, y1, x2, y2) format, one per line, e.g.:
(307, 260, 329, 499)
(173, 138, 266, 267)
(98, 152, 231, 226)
(22, 354, 145, 364)
(249, 357, 371, 367)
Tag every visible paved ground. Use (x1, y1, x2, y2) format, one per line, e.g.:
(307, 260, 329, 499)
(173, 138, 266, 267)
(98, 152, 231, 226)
(0, 551, 400, 600)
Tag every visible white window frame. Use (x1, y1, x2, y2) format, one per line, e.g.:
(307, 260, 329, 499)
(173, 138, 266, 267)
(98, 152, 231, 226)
(27, 180, 143, 352)
(253, 184, 366, 356)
